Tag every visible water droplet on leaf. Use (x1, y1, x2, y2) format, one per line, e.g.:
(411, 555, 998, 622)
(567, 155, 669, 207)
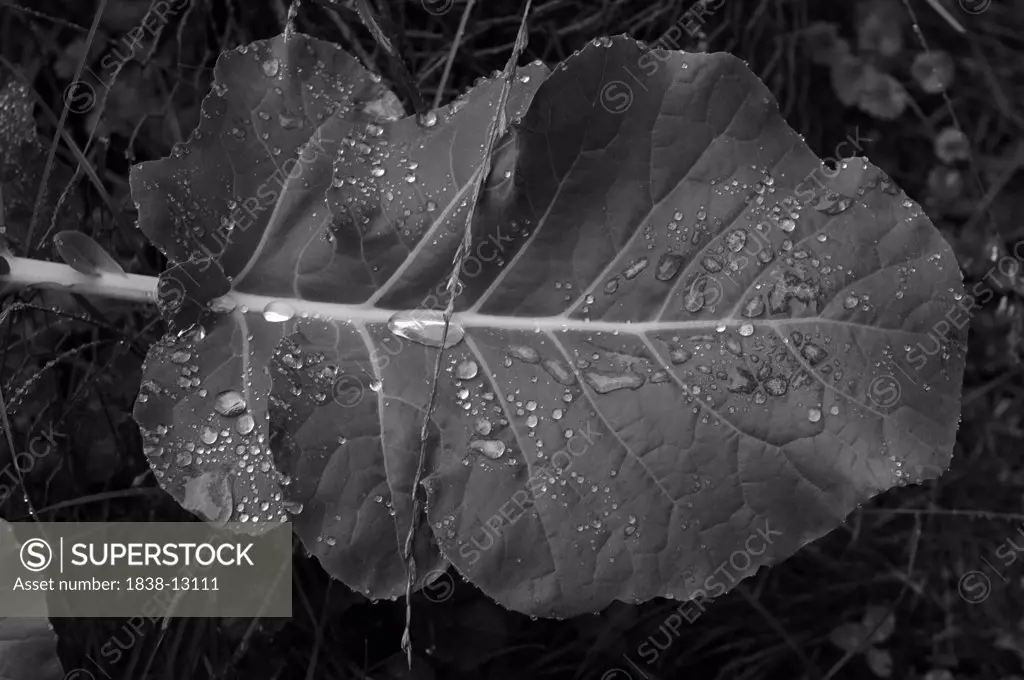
(470, 439, 506, 459)
(214, 390, 247, 417)
(388, 311, 465, 348)
(263, 300, 295, 322)
(456, 360, 479, 380)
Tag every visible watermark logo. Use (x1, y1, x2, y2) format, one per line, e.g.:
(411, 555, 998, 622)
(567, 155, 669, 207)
(62, 82, 95, 114)
(332, 374, 367, 408)
(422, 0, 455, 15)
(600, 81, 634, 114)
(20, 538, 52, 572)
(957, 522, 1024, 604)
(63, 0, 193, 114)
(600, 520, 782, 677)
(421, 569, 455, 603)
(867, 375, 901, 408)
(959, 0, 991, 14)
(958, 570, 991, 604)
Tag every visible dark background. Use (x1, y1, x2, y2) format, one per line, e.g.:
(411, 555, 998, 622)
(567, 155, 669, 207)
(0, 0, 1022, 678)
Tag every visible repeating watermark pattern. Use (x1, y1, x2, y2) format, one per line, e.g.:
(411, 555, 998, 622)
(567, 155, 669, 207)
(0, 424, 66, 506)
(458, 420, 604, 567)
(63, 0, 193, 114)
(600, 0, 726, 114)
(64, 559, 223, 678)
(905, 237, 1023, 375)
(420, 568, 455, 603)
(867, 375, 901, 408)
(187, 128, 338, 273)
(639, 128, 873, 327)
(156, 128, 340, 311)
(600, 520, 782, 678)
(958, 0, 991, 14)
(599, 82, 633, 115)
(422, 0, 455, 15)
(958, 521, 1024, 604)
(330, 222, 518, 408)
(718, 128, 875, 286)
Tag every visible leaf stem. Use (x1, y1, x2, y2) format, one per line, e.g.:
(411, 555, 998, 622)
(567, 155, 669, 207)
(4, 256, 157, 304)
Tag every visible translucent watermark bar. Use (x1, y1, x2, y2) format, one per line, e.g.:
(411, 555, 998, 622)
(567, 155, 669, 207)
(0, 522, 291, 617)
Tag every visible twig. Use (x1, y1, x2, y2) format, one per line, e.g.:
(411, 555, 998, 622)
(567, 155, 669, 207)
(401, 0, 532, 668)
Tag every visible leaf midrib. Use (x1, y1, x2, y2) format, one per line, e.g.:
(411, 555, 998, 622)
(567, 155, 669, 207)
(209, 290, 940, 340)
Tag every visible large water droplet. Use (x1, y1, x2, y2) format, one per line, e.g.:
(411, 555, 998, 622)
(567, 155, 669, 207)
(725, 229, 747, 252)
(542, 359, 577, 385)
(262, 58, 280, 77)
(800, 342, 828, 366)
(470, 439, 506, 459)
(279, 113, 302, 130)
(263, 300, 295, 322)
(670, 347, 692, 364)
(723, 335, 743, 356)
(170, 349, 192, 364)
(763, 375, 789, 396)
(582, 371, 645, 394)
(214, 390, 247, 417)
(742, 296, 765, 318)
(508, 345, 540, 364)
(387, 311, 465, 349)
(456, 360, 479, 380)
(727, 368, 758, 394)
(236, 413, 255, 435)
(701, 256, 722, 273)
(200, 426, 218, 445)
(623, 257, 649, 280)
(813, 192, 852, 215)
(655, 253, 684, 282)
(683, 289, 705, 313)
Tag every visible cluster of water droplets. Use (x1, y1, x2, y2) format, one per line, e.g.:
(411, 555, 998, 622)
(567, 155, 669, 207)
(138, 328, 294, 525)
(581, 162, 873, 322)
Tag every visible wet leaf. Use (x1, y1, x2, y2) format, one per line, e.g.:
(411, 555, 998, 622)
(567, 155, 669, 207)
(131, 30, 547, 598)
(132, 35, 966, 617)
(54, 231, 126, 277)
(182, 470, 233, 526)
